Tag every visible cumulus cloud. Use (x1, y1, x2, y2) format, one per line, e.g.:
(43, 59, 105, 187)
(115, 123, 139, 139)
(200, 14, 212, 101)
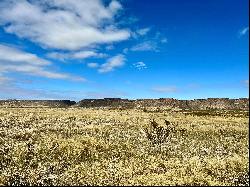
(133, 62, 147, 70)
(0, 65, 84, 81)
(47, 51, 106, 61)
(131, 41, 158, 51)
(0, 44, 51, 66)
(0, 44, 85, 81)
(136, 27, 151, 36)
(151, 86, 178, 93)
(0, 0, 130, 50)
(239, 27, 249, 37)
(98, 54, 125, 73)
(87, 62, 99, 68)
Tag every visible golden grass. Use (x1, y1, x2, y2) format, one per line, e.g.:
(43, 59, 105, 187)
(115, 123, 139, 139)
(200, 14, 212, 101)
(0, 108, 249, 186)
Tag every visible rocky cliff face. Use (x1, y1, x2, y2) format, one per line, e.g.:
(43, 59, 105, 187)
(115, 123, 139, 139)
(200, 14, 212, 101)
(185, 98, 249, 110)
(76, 98, 249, 110)
(134, 98, 249, 110)
(0, 100, 76, 108)
(0, 98, 248, 110)
(75, 98, 134, 109)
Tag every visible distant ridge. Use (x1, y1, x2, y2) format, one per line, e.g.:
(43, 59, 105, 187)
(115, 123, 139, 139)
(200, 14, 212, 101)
(0, 98, 248, 110)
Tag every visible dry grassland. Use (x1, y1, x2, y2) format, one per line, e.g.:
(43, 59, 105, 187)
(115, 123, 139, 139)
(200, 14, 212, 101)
(0, 108, 249, 186)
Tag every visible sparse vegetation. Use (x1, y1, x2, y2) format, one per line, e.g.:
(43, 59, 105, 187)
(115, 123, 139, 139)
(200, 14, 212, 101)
(0, 108, 249, 186)
(182, 109, 249, 118)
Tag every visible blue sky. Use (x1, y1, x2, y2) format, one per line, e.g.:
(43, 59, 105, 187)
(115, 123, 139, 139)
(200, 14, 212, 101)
(0, 0, 249, 100)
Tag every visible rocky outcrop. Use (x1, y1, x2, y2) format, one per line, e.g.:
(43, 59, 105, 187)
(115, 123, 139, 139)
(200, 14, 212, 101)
(75, 98, 135, 109)
(0, 100, 76, 108)
(135, 98, 249, 110)
(76, 98, 249, 110)
(185, 98, 249, 110)
(0, 98, 248, 110)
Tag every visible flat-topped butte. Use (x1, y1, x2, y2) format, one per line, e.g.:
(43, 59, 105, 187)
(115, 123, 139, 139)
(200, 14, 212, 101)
(0, 98, 248, 110)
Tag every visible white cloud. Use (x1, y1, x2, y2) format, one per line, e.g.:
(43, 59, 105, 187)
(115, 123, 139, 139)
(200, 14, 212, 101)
(131, 41, 157, 51)
(46, 52, 69, 61)
(0, 44, 50, 66)
(72, 51, 100, 59)
(130, 31, 167, 52)
(0, 0, 130, 50)
(136, 28, 151, 36)
(131, 27, 151, 39)
(133, 62, 147, 70)
(106, 45, 114, 50)
(239, 27, 249, 36)
(47, 51, 106, 61)
(151, 86, 178, 93)
(0, 44, 85, 81)
(0, 75, 11, 85)
(1, 65, 69, 79)
(118, 16, 139, 26)
(109, 0, 122, 13)
(87, 62, 99, 68)
(98, 54, 125, 73)
(123, 48, 129, 54)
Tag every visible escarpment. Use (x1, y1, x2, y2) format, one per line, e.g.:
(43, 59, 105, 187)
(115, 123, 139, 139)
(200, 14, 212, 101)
(0, 98, 248, 110)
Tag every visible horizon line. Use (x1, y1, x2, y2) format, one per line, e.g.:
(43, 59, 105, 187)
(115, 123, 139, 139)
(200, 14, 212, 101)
(0, 97, 249, 102)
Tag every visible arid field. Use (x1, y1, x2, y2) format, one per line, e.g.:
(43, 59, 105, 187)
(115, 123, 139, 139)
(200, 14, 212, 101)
(0, 108, 249, 186)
